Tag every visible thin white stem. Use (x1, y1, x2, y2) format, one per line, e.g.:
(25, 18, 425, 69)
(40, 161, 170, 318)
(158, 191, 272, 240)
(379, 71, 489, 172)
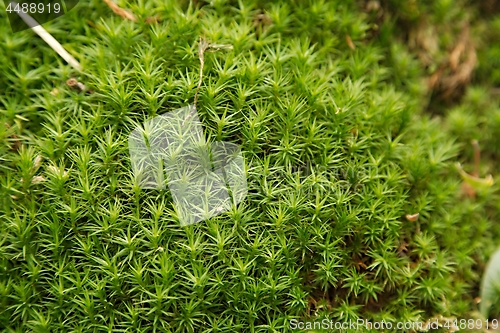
(12, 2, 82, 72)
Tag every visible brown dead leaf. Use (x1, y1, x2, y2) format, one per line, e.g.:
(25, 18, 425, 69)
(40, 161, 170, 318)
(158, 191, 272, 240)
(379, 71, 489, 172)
(439, 46, 476, 99)
(427, 23, 476, 101)
(449, 25, 469, 70)
(102, 0, 137, 22)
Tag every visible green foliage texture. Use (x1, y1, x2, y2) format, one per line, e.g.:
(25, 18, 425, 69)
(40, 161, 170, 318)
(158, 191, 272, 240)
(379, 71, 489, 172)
(1, 0, 500, 332)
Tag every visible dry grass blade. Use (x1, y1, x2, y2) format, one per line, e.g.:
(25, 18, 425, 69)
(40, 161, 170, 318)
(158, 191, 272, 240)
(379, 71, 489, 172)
(102, 0, 137, 22)
(346, 35, 356, 50)
(193, 37, 233, 106)
(449, 25, 469, 70)
(182, 37, 233, 127)
(180, 37, 211, 127)
(194, 37, 210, 106)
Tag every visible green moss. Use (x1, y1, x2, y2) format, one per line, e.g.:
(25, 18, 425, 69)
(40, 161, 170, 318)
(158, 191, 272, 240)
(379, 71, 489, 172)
(1, 0, 500, 332)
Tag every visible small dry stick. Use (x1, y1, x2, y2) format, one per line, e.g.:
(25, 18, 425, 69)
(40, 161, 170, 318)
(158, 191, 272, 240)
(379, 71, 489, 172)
(102, 0, 137, 22)
(180, 37, 208, 127)
(346, 35, 356, 50)
(182, 37, 233, 126)
(194, 37, 210, 107)
(193, 37, 233, 106)
(12, 2, 82, 71)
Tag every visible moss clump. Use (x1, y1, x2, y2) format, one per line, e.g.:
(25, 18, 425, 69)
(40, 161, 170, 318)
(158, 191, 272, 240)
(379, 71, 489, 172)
(1, 0, 500, 331)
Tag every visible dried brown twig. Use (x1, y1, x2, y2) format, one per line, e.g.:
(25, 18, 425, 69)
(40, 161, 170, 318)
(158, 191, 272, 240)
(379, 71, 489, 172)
(102, 0, 137, 22)
(345, 35, 356, 50)
(194, 37, 211, 107)
(13, 4, 82, 71)
(194, 38, 233, 104)
(180, 37, 233, 126)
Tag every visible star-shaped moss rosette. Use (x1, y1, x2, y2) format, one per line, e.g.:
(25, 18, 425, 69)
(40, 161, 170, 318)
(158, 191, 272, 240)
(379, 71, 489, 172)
(2, 0, 500, 331)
